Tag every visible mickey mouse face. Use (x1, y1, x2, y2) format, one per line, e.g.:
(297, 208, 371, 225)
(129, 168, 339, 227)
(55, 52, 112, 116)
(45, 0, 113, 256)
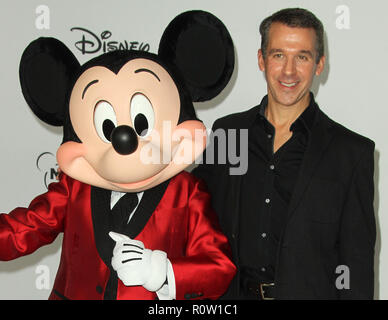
(19, 10, 234, 192)
(57, 57, 207, 191)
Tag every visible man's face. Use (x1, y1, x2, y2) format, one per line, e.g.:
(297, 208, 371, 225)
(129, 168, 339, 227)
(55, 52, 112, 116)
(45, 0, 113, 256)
(258, 22, 325, 108)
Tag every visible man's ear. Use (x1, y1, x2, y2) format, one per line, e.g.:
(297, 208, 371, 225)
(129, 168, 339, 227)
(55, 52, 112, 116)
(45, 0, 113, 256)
(258, 49, 265, 72)
(315, 55, 325, 76)
(158, 10, 235, 102)
(19, 37, 80, 126)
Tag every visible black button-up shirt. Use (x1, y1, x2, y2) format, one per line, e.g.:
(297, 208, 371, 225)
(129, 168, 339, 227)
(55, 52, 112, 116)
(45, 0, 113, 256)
(239, 93, 317, 283)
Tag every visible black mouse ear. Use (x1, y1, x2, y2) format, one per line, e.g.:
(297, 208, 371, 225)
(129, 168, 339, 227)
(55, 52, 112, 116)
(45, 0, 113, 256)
(19, 37, 80, 126)
(158, 10, 234, 102)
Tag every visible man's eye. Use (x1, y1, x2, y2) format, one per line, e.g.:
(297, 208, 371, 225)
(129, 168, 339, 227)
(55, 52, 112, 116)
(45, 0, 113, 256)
(298, 55, 308, 61)
(274, 53, 283, 58)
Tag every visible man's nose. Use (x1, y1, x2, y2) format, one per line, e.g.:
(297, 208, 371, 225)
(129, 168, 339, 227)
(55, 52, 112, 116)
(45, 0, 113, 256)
(283, 57, 297, 76)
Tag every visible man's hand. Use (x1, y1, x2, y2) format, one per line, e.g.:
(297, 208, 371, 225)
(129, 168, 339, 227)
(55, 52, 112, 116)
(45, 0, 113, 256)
(109, 231, 168, 292)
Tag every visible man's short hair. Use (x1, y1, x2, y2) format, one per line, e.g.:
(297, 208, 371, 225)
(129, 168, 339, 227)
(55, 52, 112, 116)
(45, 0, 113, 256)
(259, 8, 324, 64)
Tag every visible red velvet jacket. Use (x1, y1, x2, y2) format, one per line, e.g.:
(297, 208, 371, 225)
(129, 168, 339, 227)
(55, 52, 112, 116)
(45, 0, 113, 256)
(0, 171, 236, 300)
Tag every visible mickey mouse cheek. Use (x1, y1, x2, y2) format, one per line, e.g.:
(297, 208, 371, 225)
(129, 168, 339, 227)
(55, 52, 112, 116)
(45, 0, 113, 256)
(170, 120, 207, 164)
(173, 120, 207, 143)
(56, 141, 88, 176)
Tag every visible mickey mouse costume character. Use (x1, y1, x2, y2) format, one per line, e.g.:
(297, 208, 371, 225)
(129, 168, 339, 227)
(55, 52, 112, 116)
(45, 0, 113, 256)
(0, 10, 236, 300)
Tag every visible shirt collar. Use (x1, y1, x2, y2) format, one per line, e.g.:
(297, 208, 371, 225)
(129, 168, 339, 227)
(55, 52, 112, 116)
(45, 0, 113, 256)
(110, 191, 143, 211)
(257, 92, 317, 135)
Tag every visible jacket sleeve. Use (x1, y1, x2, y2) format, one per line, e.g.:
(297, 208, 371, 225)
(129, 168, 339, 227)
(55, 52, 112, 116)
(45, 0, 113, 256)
(338, 141, 376, 299)
(0, 173, 70, 261)
(169, 179, 236, 300)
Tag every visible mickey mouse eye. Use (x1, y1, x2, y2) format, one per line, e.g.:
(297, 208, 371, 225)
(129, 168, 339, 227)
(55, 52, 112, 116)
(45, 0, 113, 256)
(130, 93, 155, 138)
(94, 101, 118, 143)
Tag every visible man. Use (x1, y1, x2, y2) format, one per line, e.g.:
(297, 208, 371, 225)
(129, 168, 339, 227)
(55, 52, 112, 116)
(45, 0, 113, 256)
(193, 8, 376, 299)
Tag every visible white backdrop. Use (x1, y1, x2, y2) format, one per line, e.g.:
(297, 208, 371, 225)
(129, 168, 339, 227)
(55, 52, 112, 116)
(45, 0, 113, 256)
(0, 0, 386, 299)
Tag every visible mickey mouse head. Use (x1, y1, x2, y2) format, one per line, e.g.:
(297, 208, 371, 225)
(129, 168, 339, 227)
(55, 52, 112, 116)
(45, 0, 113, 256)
(19, 10, 234, 192)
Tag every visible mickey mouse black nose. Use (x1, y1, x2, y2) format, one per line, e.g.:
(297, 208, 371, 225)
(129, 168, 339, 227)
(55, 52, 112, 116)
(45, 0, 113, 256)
(111, 125, 138, 155)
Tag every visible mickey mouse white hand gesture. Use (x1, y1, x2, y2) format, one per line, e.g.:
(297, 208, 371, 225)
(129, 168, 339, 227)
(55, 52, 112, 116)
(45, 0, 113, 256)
(109, 231, 168, 292)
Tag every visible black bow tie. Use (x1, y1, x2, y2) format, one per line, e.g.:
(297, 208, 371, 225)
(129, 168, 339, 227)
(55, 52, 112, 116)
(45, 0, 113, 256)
(111, 192, 139, 231)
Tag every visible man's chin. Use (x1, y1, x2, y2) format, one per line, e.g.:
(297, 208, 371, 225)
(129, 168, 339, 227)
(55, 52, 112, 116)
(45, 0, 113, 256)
(270, 90, 310, 108)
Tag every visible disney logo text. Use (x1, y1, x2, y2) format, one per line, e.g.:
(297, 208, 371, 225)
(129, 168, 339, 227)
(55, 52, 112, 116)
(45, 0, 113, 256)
(71, 27, 150, 55)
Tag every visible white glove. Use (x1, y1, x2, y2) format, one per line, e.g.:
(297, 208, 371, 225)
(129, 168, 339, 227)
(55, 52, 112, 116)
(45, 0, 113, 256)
(109, 231, 168, 292)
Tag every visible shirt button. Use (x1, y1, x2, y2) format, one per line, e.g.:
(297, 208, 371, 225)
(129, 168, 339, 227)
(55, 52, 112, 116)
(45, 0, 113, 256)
(265, 198, 270, 204)
(261, 233, 267, 238)
(261, 267, 266, 272)
(267, 134, 272, 139)
(269, 164, 275, 170)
